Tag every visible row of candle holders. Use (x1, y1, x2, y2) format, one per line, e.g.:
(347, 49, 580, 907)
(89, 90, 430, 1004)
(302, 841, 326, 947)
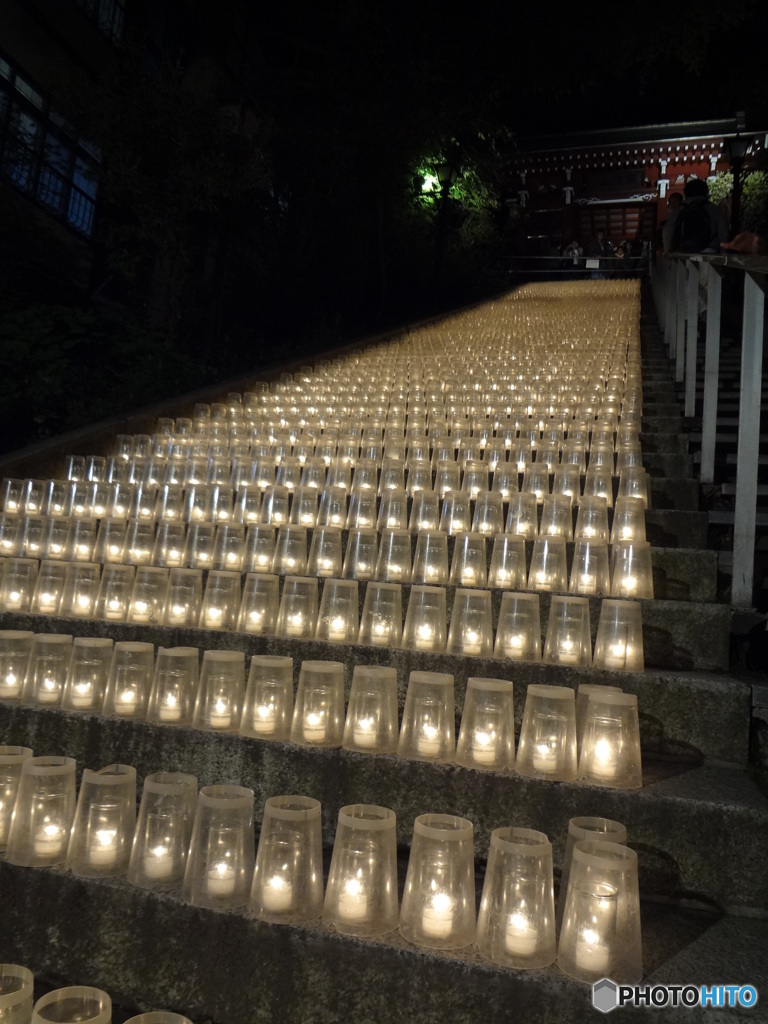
(0, 747, 642, 983)
(0, 496, 650, 579)
(0, 966, 190, 1024)
(0, 462, 649, 529)
(0, 634, 642, 784)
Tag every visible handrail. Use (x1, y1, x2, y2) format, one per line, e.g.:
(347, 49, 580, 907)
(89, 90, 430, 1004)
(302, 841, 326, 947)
(652, 252, 767, 608)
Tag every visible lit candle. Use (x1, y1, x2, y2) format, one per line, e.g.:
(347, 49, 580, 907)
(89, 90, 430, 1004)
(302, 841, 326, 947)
(34, 821, 66, 858)
(461, 628, 482, 655)
(304, 710, 327, 743)
(105, 596, 125, 620)
(131, 599, 151, 623)
(417, 723, 441, 758)
(604, 640, 627, 670)
(262, 873, 293, 911)
(159, 693, 182, 723)
(504, 632, 525, 658)
(415, 623, 435, 650)
(205, 605, 223, 628)
(422, 891, 454, 939)
(207, 860, 236, 896)
(353, 716, 377, 748)
(558, 638, 580, 665)
(37, 675, 62, 705)
(38, 591, 58, 613)
(471, 728, 496, 765)
(115, 687, 137, 717)
(286, 613, 305, 637)
(144, 843, 174, 880)
(328, 614, 348, 641)
(575, 926, 610, 974)
(252, 702, 276, 735)
(3, 587, 23, 611)
(577, 573, 595, 593)
(74, 592, 92, 616)
(532, 740, 557, 773)
(209, 697, 232, 730)
(589, 737, 618, 780)
(89, 827, 118, 867)
(621, 574, 637, 594)
(1, 669, 21, 698)
(338, 876, 368, 922)
(71, 681, 94, 709)
(505, 911, 538, 956)
(619, 526, 634, 540)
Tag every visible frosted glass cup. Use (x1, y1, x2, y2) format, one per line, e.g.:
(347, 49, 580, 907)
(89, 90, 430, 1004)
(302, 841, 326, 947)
(182, 785, 255, 909)
(66, 764, 136, 878)
(31, 987, 111, 1024)
(240, 655, 294, 741)
(342, 665, 399, 754)
(251, 795, 324, 923)
(5, 756, 77, 868)
(397, 671, 455, 763)
(127, 771, 198, 889)
(0, 963, 34, 1024)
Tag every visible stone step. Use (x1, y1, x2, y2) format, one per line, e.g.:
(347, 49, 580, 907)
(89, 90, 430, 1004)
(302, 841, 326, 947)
(2, 864, 765, 1024)
(643, 452, 693, 479)
(650, 478, 699, 511)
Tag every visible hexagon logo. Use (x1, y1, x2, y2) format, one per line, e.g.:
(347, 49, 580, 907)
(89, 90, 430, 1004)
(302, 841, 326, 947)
(592, 979, 619, 1013)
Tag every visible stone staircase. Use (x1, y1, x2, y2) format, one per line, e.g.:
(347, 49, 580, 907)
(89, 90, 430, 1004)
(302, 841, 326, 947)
(0, 284, 766, 1024)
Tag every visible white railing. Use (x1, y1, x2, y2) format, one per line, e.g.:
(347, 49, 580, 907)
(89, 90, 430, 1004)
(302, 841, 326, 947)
(652, 251, 768, 608)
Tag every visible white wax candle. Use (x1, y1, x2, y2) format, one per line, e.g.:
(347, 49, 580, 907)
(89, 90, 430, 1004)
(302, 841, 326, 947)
(422, 892, 454, 939)
(207, 861, 236, 896)
(304, 711, 327, 743)
(328, 615, 348, 641)
(286, 613, 305, 637)
(604, 641, 627, 670)
(34, 822, 66, 858)
(159, 695, 182, 723)
(353, 717, 377, 748)
(144, 844, 174, 880)
(589, 737, 618, 780)
(89, 828, 118, 867)
(209, 698, 232, 730)
(71, 682, 94, 709)
(575, 927, 610, 974)
(415, 624, 435, 650)
(205, 606, 224, 627)
(471, 729, 496, 765)
(532, 742, 557, 773)
(131, 600, 150, 623)
(262, 874, 293, 911)
(417, 724, 441, 758)
(37, 679, 61, 705)
(115, 688, 137, 717)
(558, 640, 580, 665)
(621, 574, 637, 594)
(462, 628, 482, 655)
(505, 912, 538, 956)
(338, 877, 368, 922)
(105, 598, 125, 620)
(252, 703, 276, 735)
(1, 671, 21, 698)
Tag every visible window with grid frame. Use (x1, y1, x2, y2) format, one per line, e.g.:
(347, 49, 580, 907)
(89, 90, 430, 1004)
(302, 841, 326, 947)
(0, 54, 100, 236)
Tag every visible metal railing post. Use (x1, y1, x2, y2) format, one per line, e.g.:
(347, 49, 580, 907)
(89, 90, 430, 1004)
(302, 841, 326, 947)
(732, 270, 767, 607)
(700, 264, 723, 484)
(685, 261, 700, 417)
(675, 259, 687, 382)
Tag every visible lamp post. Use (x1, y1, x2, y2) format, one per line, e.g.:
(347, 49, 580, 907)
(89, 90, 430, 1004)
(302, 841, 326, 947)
(434, 159, 459, 294)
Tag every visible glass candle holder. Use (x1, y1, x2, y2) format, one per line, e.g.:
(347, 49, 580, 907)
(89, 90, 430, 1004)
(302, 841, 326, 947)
(289, 660, 345, 747)
(244, 524, 277, 573)
(127, 566, 169, 625)
(477, 827, 556, 968)
(556, 816, 628, 930)
(259, 484, 291, 526)
(610, 497, 646, 544)
(439, 491, 471, 536)
(66, 763, 136, 878)
(127, 771, 198, 888)
(104, 481, 134, 519)
(378, 460, 404, 495)
(356, 582, 401, 647)
(462, 460, 488, 499)
(544, 596, 592, 667)
(160, 568, 202, 627)
(487, 535, 526, 590)
(397, 671, 454, 763)
(307, 526, 343, 578)
(377, 490, 409, 531)
(446, 589, 494, 657)
(345, 488, 378, 530)
(58, 563, 101, 619)
(30, 561, 68, 616)
(315, 578, 359, 643)
(574, 495, 610, 543)
(0, 559, 38, 614)
(22, 634, 74, 707)
(342, 665, 398, 753)
(434, 461, 461, 497)
(495, 592, 541, 661)
(491, 464, 519, 501)
(212, 524, 246, 571)
(151, 521, 186, 568)
(558, 840, 642, 984)
(93, 518, 128, 564)
(155, 483, 185, 524)
(569, 541, 610, 597)
(271, 526, 308, 575)
(38, 516, 69, 560)
(516, 684, 577, 781)
(0, 963, 34, 1024)
(454, 677, 515, 771)
(401, 586, 446, 652)
(183, 522, 216, 569)
(505, 493, 538, 539)
(61, 638, 113, 712)
(615, 444, 644, 477)
(522, 464, 550, 505)
(236, 573, 280, 635)
(593, 599, 644, 672)
(406, 460, 432, 497)
(102, 641, 154, 720)
(241, 654, 293, 741)
(301, 457, 328, 491)
(123, 1013, 193, 1024)
(472, 492, 504, 536)
(412, 531, 449, 585)
(410, 491, 441, 533)
(199, 571, 241, 630)
(31, 987, 110, 1024)
(192, 650, 245, 732)
(251, 795, 323, 923)
(539, 494, 573, 541)
(21, 479, 47, 516)
(399, 813, 476, 950)
(122, 520, 156, 565)
(0, 478, 24, 513)
(64, 518, 98, 561)
(0, 747, 34, 851)
(233, 483, 262, 526)
(275, 576, 318, 639)
(528, 537, 567, 593)
(583, 465, 614, 508)
(94, 564, 135, 621)
(575, 684, 624, 756)
(182, 784, 255, 908)
(317, 485, 348, 528)
(289, 486, 319, 527)
(375, 529, 412, 583)
(552, 464, 581, 507)
(611, 540, 654, 599)
(0, 631, 34, 701)
(578, 692, 642, 790)
(352, 458, 379, 492)
(146, 647, 199, 726)
(5, 756, 77, 867)
(0, 514, 23, 558)
(342, 528, 378, 580)
(323, 804, 399, 937)
(617, 467, 650, 509)
(276, 456, 303, 492)
(449, 533, 487, 588)
(20, 516, 46, 560)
